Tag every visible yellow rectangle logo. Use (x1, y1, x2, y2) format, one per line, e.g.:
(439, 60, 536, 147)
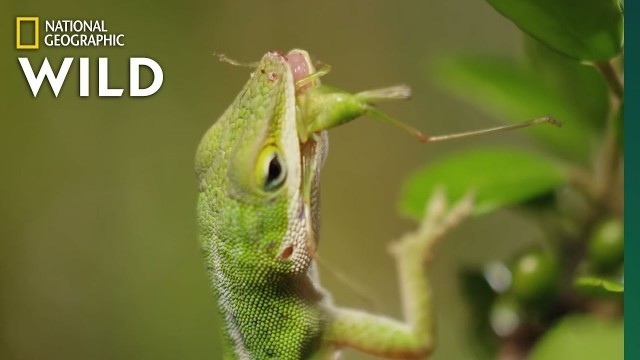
(16, 17, 39, 49)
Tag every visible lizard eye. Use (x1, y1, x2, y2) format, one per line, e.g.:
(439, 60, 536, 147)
(257, 145, 287, 191)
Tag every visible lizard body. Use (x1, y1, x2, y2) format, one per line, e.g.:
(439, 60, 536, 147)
(196, 50, 471, 359)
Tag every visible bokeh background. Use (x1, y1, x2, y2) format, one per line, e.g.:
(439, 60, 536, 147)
(1, 1, 545, 359)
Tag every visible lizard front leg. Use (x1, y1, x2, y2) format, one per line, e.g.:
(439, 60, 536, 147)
(323, 190, 474, 359)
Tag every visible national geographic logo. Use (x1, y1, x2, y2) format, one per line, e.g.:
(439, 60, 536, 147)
(16, 17, 39, 49)
(15, 16, 163, 98)
(16, 17, 125, 49)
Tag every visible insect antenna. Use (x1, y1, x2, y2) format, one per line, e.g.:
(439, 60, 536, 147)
(213, 53, 258, 68)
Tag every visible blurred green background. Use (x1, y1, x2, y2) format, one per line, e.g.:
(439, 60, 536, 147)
(1, 1, 544, 359)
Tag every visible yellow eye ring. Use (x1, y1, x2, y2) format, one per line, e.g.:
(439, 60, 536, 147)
(256, 145, 287, 191)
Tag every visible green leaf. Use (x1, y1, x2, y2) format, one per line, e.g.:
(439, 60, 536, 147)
(399, 148, 568, 218)
(530, 314, 623, 360)
(486, 0, 624, 61)
(433, 55, 595, 162)
(574, 276, 624, 298)
(523, 36, 610, 130)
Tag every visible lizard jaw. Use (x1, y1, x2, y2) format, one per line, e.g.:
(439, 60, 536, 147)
(300, 137, 319, 257)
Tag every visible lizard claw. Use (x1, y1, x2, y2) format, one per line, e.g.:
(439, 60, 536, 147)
(390, 189, 475, 260)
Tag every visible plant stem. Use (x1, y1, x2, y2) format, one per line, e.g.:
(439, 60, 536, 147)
(568, 166, 600, 203)
(597, 101, 623, 214)
(595, 61, 624, 101)
(594, 60, 623, 215)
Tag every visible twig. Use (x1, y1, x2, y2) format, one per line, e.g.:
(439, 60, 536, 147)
(595, 61, 624, 100)
(568, 166, 600, 203)
(592, 60, 623, 214)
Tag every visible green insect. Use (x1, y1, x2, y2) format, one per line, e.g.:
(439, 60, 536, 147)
(195, 49, 553, 359)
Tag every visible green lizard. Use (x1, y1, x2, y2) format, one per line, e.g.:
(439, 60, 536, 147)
(195, 49, 474, 359)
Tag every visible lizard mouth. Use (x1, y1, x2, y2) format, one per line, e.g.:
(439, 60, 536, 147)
(279, 49, 320, 257)
(300, 136, 319, 257)
(281, 49, 322, 258)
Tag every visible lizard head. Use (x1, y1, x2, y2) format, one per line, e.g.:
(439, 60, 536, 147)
(196, 50, 327, 282)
